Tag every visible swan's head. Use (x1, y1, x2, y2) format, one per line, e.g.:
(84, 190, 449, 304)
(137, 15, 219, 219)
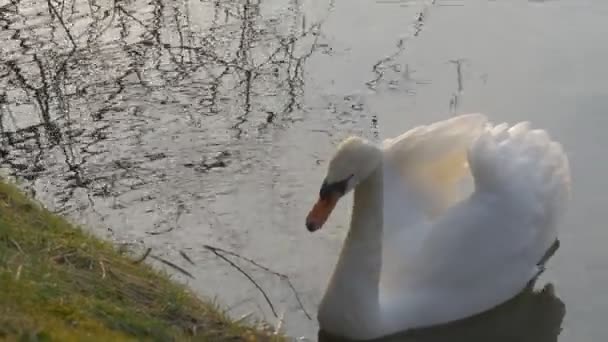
(306, 136, 382, 232)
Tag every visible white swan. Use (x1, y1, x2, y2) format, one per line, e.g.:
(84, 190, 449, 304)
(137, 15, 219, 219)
(305, 113, 571, 340)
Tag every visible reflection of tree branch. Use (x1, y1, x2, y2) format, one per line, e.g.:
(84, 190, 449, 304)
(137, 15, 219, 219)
(1, 0, 331, 213)
(96, 0, 119, 40)
(5, 58, 60, 144)
(232, 69, 252, 139)
(150, 0, 164, 45)
(5, 60, 36, 92)
(47, 0, 78, 50)
(116, 4, 146, 27)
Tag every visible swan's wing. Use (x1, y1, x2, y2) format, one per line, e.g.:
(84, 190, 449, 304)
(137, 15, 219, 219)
(380, 114, 488, 284)
(461, 121, 570, 265)
(384, 121, 571, 330)
(382, 113, 488, 217)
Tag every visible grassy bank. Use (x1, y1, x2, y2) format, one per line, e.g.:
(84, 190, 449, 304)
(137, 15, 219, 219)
(0, 180, 285, 341)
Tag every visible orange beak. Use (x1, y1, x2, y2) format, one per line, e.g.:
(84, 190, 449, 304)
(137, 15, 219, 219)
(305, 194, 339, 232)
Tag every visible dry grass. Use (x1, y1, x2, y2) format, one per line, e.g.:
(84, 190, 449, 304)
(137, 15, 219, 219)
(0, 180, 287, 341)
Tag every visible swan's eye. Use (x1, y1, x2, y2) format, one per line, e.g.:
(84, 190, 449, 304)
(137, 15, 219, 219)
(319, 175, 353, 200)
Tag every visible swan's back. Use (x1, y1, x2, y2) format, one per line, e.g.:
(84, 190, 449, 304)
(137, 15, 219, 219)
(379, 115, 571, 333)
(383, 114, 487, 218)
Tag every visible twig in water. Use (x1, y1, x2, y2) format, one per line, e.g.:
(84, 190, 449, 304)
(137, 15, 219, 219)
(179, 250, 195, 265)
(133, 247, 152, 264)
(150, 255, 195, 279)
(146, 227, 175, 235)
(204, 245, 278, 318)
(203, 244, 312, 320)
(146, 203, 185, 235)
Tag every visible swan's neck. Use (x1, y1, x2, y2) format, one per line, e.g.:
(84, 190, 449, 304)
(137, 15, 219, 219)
(319, 166, 384, 337)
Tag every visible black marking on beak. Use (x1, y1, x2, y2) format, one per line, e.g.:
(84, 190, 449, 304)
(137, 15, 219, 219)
(319, 174, 353, 200)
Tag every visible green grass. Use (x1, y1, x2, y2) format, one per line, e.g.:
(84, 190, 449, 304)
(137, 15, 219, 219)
(0, 180, 286, 341)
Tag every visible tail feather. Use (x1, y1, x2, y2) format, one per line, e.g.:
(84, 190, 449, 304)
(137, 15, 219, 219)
(469, 122, 571, 234)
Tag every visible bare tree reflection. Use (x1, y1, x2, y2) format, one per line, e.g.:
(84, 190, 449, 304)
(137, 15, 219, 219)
(0, 0, 326, 211)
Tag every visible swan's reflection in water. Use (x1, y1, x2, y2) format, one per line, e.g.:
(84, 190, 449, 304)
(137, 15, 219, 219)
(319, 283, 564, 342)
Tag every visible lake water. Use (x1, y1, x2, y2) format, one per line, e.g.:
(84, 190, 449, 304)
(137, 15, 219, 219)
(1, 0, 607, 340)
